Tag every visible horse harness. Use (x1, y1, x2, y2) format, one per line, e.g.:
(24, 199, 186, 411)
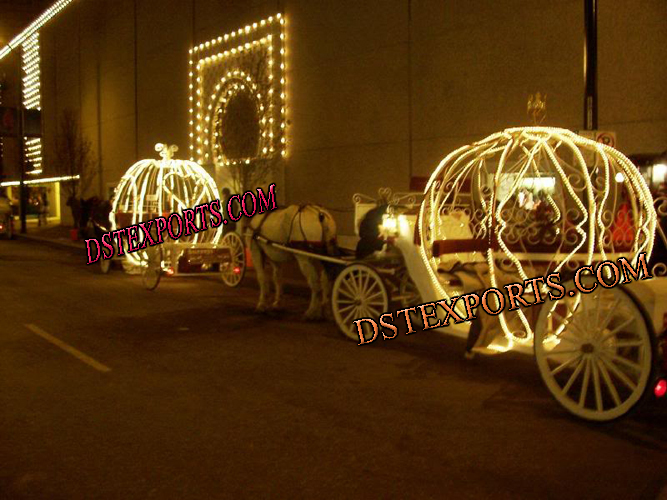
(253, 205, 333, 254)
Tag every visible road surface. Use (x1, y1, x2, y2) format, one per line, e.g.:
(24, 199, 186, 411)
(1, 239, 666, 499)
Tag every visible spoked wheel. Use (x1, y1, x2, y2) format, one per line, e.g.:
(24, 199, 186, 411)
(140, 245, 163, 291)
(220, 232, 246, 287)
(332, 264, 389, 342)
(535, 285, 655, 421)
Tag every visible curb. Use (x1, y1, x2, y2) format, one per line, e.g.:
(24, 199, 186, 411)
(16, 233, 84, 251)
(17, 233, 313, 297)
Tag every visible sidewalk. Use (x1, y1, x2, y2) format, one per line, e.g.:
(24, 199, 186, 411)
(16, 223, 312, 297)
(16, 223, 83, 250)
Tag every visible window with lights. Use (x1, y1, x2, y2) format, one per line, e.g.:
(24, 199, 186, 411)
(188, 14, 287, 172)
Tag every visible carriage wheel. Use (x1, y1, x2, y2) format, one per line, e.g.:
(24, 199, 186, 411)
(140, 245, 163, 291)
(220, 232, 246, 288)
(332, 264, 389, 342)
(535, 285, 655, 421)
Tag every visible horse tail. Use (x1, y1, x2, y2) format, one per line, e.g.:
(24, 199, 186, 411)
(319, 209, 338, 257)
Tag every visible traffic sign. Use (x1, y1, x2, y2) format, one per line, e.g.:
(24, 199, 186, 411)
(577, 130, 617, 165)
(578, 130, 616, 148)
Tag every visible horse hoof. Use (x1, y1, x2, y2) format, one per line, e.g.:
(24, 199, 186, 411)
(302, 313, 322, 322)
(255, 305, 268, 314)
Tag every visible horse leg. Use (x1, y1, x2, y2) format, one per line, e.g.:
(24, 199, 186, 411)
(270, 261, 284, 311)
(296, 256, 323, 321)
(250, 240, 269, 313)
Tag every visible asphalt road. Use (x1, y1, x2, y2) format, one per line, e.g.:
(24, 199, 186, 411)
(1, 239, 666, 500)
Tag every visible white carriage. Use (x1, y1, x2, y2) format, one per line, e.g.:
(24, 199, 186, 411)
(104, 143, 246, 290)
(327, 127, 667, 421)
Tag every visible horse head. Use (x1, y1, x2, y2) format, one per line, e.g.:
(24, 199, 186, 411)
(356, 204, 388, 259)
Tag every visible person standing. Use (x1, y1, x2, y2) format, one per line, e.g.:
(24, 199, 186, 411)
(36, 190, 43, 227)
(39, 190, 49, 226)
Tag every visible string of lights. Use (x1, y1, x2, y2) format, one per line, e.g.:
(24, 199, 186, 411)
(418, 126, 656, 348)
(0, 174, 79, 187)
(188, 13, 287, 166)
(0, 0, 75, 61)
(110, 144, 222, 267)
(22, 33, 42, 175)
(0, 1, 74, 183)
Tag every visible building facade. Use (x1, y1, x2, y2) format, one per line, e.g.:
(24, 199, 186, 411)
(0, 0, 665, 233)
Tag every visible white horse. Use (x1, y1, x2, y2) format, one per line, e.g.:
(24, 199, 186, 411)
(248, 205, 337, 320)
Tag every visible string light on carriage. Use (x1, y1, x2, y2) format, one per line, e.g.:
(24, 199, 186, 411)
(188, 14, 287, 165)
(110, 143, 222, 267)
(418, 126, 656, 346)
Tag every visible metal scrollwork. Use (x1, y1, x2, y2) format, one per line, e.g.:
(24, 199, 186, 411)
(651, 262, 667, 277)
(418, 126, 657, 346)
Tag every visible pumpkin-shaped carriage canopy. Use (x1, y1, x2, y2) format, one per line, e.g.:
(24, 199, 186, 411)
(418, 127, 656, 336)
(110, 143, 222, 265)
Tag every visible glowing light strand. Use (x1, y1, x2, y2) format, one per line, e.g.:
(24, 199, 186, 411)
(22, 33, 42, 174)
(0, 174, 79, 187)
(0, 0, 74, 60)
(110, 144, 222, 267)
(188, 13, 287, 164)
(418, 126, 656, 347)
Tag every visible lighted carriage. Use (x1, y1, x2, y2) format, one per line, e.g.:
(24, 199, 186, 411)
(105, 143, 246, 290)
(330, 127, 667, 421)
